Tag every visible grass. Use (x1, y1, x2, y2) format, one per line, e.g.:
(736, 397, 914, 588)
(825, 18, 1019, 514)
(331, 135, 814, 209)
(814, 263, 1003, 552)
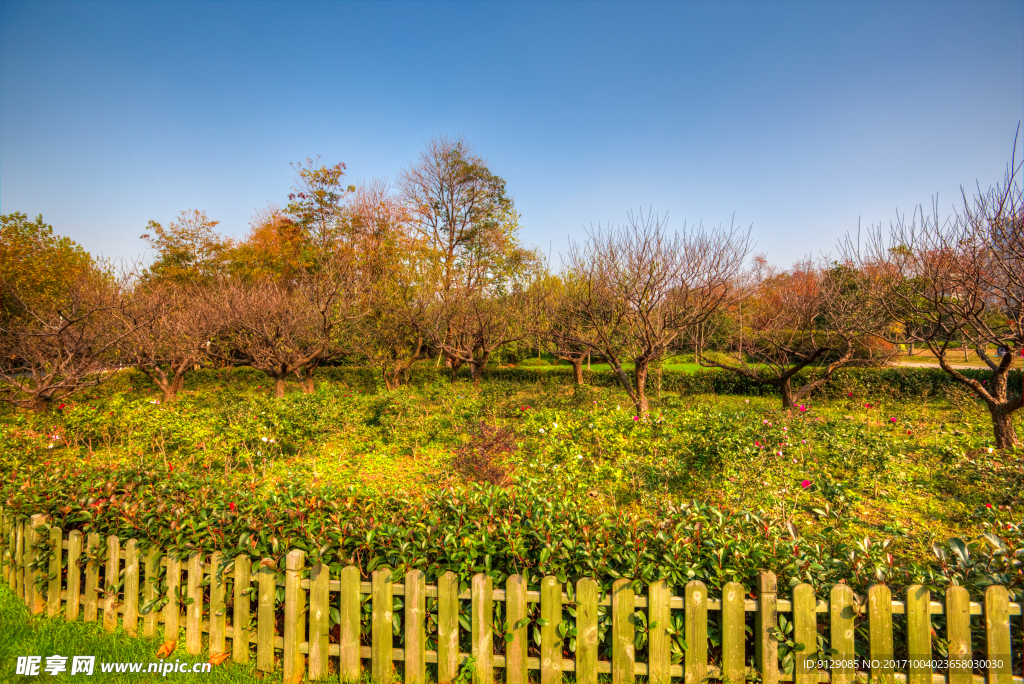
(0, 583, 269, 683)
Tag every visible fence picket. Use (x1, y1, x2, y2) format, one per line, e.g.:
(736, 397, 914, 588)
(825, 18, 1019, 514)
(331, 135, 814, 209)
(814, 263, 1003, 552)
(756, 571, 778, 684)
(611, 577, 635, 684)
(84, 532, 99, 622)
(575, 578, 599, 684)
(104, 535, 120, 631)
(2, 509, 12, 587)
(472, 573, 494, 684)
(47, 524, 63, 618)
(437, 571, 459, 684)
(308, 560, 330, 681)
(721, 581, 745, 684)
(165, 555, 181, 641)
(830, 583, 855, 684)
(123, 539, 139, 635)
(338, 565, 361, 682)
(868, 584, 894, 684)
(404, 569, 426, 684)
(371, 568, 394, 684)
(232, 555, 251, 664)
(506, 574, 529, 684)
(27, 514, 43, 613)
(66, 531, 82, 622)
(685, 580, 708, 684)
(142, 548, 159, 637)
(186, 553, 203, 653)
(15, 520, 25, 602)
(946, 585, 971, 684)
(209, 551, 226, 658)
(541, 575, 562, 684)
(283, 550, 306, 684)
(905, 585, 930, 684)
(984, 585, 1012, 684)
(648, 580, 671, 684)
(256, 561, 276, 672)
(793, 583, 816, 684)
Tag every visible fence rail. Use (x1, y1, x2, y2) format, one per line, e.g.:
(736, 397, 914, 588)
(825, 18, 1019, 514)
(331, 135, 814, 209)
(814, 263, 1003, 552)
(2, 509, 1021, 684)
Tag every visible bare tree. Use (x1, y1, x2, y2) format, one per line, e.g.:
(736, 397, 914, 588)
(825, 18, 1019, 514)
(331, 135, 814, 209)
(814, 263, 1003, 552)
(120, 282, 217, 402)
(566, 210, 750, 417)
(847, 148, 1023, 448)
(0, 271, 137, 412)
(211, 265, 363, 397)
(350, 180, 428, 390)
(533, 274, 598, 384)
(698, 258, 895, 409)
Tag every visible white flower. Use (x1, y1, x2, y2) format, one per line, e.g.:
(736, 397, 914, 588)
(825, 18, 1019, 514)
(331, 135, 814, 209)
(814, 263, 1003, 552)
(616, 405, 621, 410)
(553, 423, 558, 429)
(150, 399, 160, 404)
(745, 399, 750, 403)
(987, 447, 994, 454)
(269, 438, 275, 444)
(576, 455, 583, 460)
(538, 428, 545, 434)
(777, 451, 783, 456)
(588, 424, 594, 428)
(261, 437, 268, 442)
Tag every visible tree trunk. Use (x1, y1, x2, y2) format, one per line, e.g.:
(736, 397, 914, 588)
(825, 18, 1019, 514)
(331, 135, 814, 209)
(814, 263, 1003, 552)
(31, 395, 52, 413)
(274, 376, 287, 398)
(163, 374, 184, 403)
(301, 375, 315, 394)
(471, 352, 490, 386)
(779, 377, 796, 409)
(990, 404, 1021, 449)
(634, 362, 649, 417)
(571, 358, 584, 385)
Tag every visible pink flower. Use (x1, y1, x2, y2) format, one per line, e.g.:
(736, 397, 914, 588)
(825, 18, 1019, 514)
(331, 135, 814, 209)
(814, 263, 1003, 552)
(801, 440, 806, 444)
(633, 416, 640, 421)
(864, 403, 872, 409)
(889, 417, 897, 423)
(800, 480, 811, 489)
(847, 392, 854, 398)
(798, 405, 806, 412)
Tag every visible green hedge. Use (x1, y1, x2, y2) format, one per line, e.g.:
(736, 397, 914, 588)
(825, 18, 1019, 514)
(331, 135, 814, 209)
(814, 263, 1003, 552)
(176, 363, 1022, 400)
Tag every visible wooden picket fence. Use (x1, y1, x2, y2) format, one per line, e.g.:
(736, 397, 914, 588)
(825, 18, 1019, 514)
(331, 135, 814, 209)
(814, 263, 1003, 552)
(2, 508, 1021, 684)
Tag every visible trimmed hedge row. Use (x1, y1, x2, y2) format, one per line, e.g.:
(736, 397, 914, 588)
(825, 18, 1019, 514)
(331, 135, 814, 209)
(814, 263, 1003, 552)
(176, 363, 1022, 401)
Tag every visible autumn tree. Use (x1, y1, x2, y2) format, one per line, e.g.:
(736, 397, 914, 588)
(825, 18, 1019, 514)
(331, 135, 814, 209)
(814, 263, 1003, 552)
(140, 209, 228, 285)
(847, 150, 1023, 448)
(698, 258, 894, 409)
(1, 212, 93, 314)
(400, 136, 540, 383)
(566, 210, 749, 417)
(226, 204, 308, 282)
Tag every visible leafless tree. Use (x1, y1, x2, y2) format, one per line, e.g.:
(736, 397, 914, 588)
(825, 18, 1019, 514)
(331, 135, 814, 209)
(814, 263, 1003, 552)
(211, 264, 365, 397)
(532, 274, 599, 384)
(119, 282, 218, 402)
(0, 271, 138, 411)
(698, 258, 895, 409)
(566, 210, 750, 416)
(845, 148, 1023, 448)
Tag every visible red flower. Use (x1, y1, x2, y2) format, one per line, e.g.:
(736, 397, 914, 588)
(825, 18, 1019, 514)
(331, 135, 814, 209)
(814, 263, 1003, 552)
(985, 503, 993, 509)
(848, 392, 854, 398)
(169, 465, 175, 474)
(229, 502, 237, 513)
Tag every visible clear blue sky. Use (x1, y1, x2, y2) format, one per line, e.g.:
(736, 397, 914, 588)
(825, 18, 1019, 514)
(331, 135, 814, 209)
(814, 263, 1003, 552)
(1, 0, 1022, 269)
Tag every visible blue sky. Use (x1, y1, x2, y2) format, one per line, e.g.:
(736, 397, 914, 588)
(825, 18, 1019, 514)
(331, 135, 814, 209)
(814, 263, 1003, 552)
(1, 0, 1022, 269)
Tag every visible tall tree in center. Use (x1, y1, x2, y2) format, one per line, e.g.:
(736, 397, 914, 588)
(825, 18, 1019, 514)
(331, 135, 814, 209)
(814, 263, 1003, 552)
(400, 136, 540, 383)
